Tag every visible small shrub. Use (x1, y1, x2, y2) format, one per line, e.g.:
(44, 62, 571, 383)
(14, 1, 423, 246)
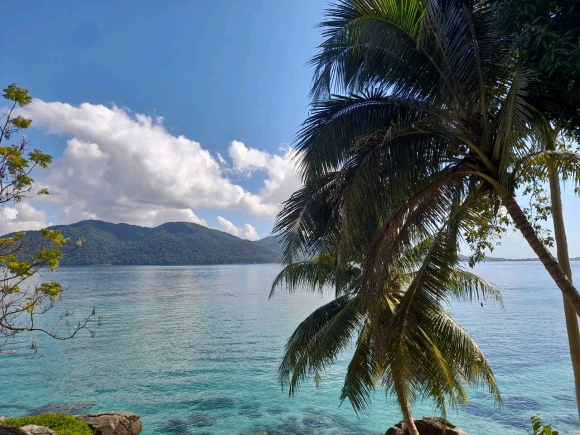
(531, 416, 558, 435)
(4, 413, 94, 435)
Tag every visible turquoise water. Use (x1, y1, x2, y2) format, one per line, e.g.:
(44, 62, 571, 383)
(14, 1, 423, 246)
(0, 262, 577, 434)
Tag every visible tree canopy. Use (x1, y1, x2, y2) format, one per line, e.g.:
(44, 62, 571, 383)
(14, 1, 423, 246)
(0, 84, 94, 352)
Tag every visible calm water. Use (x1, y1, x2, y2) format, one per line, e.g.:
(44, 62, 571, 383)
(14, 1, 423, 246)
(1, 262, 578, 435)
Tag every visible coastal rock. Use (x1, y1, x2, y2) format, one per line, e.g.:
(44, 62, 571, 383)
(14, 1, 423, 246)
(385, 417, 467, 435)
(0, 427, 26, 435)
(0, 426, 54, 435)
(77, 412, 142, 435)
(21, 426, 55, 435)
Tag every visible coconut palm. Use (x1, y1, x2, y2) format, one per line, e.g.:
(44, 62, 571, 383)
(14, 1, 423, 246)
(281, 0, 580, 319)
(271, 230, 502, 435)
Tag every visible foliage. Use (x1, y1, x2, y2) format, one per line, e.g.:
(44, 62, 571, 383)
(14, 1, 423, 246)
(531, 416, 559, 435)
(271, 235, 503, 418)
(4, 414, 95, 435)
(275, 0, 580, 319)
(0, 84, 94, 353)
(273, 0, 580, 428)
(493, 0, 580, 136)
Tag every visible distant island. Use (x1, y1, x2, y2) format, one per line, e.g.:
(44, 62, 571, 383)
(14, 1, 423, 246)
(4, 220, 285, 266)
(3, 219, 572, 266)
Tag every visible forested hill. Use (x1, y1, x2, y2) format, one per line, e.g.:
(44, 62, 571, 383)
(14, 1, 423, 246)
(7, 220, 285, 266)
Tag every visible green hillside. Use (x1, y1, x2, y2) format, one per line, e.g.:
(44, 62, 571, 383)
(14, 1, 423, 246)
(6, 220, 283, 266)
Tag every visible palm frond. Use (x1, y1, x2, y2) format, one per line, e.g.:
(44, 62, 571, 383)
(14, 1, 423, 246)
(515, 150, 580, 186)
(311, 0, 434, 100)
(279, 295, 364, 394)
(270, 255, 361, 298)
(340, 322, 377, 413)
(296, 92, 444, 181)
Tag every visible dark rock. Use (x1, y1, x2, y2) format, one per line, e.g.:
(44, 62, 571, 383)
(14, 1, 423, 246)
(0, 427, 26, 435)
(385, 417, 467, 435)
(77, 412, 142, 435)
(385, 426, 405, 435)
(0, 426, 55, 435)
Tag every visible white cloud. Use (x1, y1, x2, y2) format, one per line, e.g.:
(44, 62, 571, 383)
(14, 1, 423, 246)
(0, 203, 49, 234)
(19, 100, 302, 229)
(229, 140, 301, 207)
(217, 216, 260, 241)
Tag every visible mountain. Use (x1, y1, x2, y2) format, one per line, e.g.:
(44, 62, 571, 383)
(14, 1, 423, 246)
(7, 220, 283, 266)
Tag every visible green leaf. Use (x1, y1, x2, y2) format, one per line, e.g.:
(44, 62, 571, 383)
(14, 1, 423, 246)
(10, 116, 32, 129)
(2, 83, 32, 106)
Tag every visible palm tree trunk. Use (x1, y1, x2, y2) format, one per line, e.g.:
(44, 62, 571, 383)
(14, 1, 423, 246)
(501, 194, 580, 317)
(393, 377, 419, 435)
(548, 171, 580, 424)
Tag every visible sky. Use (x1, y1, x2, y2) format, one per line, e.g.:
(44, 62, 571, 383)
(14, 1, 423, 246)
(1, 0, 579, 258)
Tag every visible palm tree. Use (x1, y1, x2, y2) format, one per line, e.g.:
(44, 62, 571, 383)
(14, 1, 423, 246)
(271, 231, 502, 435)
(282, 0, 580, 319)
(533, 125, 580, 422)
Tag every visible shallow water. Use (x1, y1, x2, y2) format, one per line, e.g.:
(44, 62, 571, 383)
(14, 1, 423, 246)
(0, 262, 577, 434)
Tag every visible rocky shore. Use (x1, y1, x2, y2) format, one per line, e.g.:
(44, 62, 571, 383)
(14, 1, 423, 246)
(0, 413, 142, 435)
(1, 412, 471, 435)
(385, 417, 467, 435)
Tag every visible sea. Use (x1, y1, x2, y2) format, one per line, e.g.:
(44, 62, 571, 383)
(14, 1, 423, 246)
(0, 262, 578, 435)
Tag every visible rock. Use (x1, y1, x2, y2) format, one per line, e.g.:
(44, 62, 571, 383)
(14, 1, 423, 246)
(21, 426, 55, 435)
(0, 426, 26, 435)
(0, 425, 55, 435)
(385, 426, 405, 435)
(77, 412, 142, 435)
(385, 417, 467, 435)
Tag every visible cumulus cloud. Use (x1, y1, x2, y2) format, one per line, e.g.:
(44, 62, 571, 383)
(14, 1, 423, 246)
(0, 203, 50, 234)
(19, 100, 301, 230)
(217, 216, 259, 241)
(229, 140, 301, 206)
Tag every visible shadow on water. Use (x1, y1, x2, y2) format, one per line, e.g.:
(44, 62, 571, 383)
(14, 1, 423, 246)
(188, 413, 217, 427)
(0, 403, 30, 412)
(238, 403, 262, 419)
(461, 401, 531, 430)
(27, 401, 95, 416)
(158, 418, 190, 435)
(239, 415, 376, 435)
(503, 396, 542, 411)
(553, 394, 575, 404)
(184, 397, 236, 411)
(265, 407, 289, 415)
(158, 412, 218, 434)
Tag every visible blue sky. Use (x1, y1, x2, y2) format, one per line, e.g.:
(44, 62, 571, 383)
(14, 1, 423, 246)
(1, 0, 579, 258)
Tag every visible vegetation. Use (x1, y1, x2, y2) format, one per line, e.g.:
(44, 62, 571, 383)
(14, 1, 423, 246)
(0, 84, 94, 352)
(271, 237, 502, 434)
(287, 0, 580, 314)
(531, 416, 559, 435)
(272, 0, 580, 431)
(493, 0, 580, 136)
(493, 0, 580, 421)
(5, 220, 283, 266)
(4, 414, 94, 435)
